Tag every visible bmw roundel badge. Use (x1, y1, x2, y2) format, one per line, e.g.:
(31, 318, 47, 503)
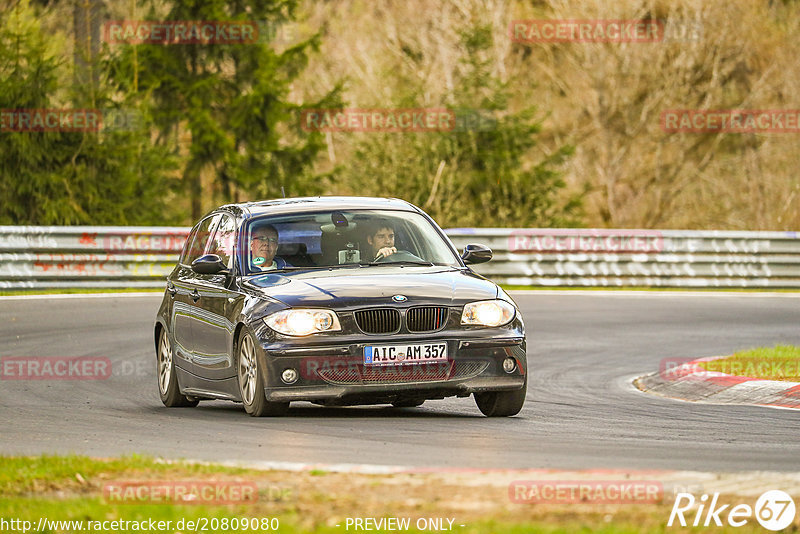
(392, 295, 408, 302)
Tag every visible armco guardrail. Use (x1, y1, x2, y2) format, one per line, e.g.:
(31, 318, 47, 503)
(1, 226, 799, 289)
(0, 226, 189, 289)
(447, 228, 800, 288)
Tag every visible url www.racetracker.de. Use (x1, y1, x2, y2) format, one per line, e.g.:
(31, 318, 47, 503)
(0, 517, 280, 533)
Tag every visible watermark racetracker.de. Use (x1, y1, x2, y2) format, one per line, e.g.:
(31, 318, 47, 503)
(510, 19, 702, 43)
(509, 480, 663, 504)
(1, 356, 111, 380)
(662, 109, 800, 133)
(299, 108, 498, 133)
(0, 356, 153, 380)
(103, 20, 295, 46)
(508, 229, 664, 254)
(299, 356, 456, 383)
(0, 109, 143, 132)
(103, 20, 258, 45)
(102, 480, 269, 505)
(659, 356, 800, 381)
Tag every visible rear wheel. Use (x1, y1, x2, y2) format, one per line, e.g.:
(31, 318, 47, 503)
(237, 330, 289, 417)
(474, 379, 526, 417)
(157, 327, 198, 407)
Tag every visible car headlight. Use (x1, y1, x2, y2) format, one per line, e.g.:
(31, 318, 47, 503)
(460, 300, 515, 327)
(264, 309, 341, 336)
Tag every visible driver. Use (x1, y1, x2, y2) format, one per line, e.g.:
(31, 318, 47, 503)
(250, 224, 290, 271)
(366, 220, 396, 261)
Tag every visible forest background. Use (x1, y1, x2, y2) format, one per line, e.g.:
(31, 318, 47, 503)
(1, 0, 798, 230)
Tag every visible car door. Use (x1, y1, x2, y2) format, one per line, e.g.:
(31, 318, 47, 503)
(171, 214, 220, 369)
(167, 224, 201, 369)
(188, 213, 242, 380)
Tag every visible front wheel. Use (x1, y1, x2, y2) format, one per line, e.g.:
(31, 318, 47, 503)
(157, 327, 198, 407)
(474, 379, 526, 417)
(391, 399, 425, 408)
(237, 330, 289, 417)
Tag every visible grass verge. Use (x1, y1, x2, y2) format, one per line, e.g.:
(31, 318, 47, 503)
(698, 345, 800, 381)
(0, 455, 775, 533)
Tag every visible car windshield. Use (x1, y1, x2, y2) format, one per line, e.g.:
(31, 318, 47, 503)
(240, 209, 461, 274)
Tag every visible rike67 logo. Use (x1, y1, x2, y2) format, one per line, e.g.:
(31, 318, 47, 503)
(668, 490, 796, 530)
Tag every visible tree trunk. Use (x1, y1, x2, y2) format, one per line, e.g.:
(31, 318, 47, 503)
(73, 0, 104, 105)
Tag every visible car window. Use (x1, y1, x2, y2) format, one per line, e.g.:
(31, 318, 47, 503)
(184, 215, 219, 265)
(179, 225, 201, 265)
(206, 214, 236, 267)
(239, 210, 460, 273)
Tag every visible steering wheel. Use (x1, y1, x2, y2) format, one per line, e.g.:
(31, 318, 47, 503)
(374, 250, 425, 263)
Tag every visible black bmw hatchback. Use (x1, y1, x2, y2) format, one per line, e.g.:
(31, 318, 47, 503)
(154, 197, 527, 417)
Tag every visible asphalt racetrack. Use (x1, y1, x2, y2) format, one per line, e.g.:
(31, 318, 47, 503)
(1, 291, 799, 472)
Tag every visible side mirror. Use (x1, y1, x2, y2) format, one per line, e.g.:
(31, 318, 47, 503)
(191, 254, 229, 275)
(461, 244, 492, 265)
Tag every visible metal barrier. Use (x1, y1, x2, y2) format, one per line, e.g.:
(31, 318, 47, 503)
(0, 226, 189, 289)
(447, 228, 800, 288)
(1, 226, 799, 289)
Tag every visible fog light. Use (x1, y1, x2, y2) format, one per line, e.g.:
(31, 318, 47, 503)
(502, 357, 517, 374)
(281, 368, 298, 384)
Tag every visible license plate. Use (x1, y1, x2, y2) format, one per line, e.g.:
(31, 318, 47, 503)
(364, 342, 448, 366)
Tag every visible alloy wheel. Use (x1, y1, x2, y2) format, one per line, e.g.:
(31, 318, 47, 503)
(158, 329, 172, 395)
(239, 334, 258, 405)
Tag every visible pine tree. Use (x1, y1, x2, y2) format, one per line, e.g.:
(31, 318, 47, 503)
(337, 23, 581, 228)
(0, 0, 177, 225)
(108, 0, 341, 220)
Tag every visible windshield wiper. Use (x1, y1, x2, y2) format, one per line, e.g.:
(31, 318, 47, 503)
(360, 260, 434, 267)
(251, 264, 362, 274)
(273, 266, 328, 271)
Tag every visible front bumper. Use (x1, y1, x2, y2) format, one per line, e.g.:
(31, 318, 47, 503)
(260, 335, 527, 404)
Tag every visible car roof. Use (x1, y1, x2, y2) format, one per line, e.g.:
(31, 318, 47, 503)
(213, 196, 422, 219)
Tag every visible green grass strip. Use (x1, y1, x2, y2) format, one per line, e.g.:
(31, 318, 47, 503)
(698, 345, 800, 381)
(0, 454, 723, 534)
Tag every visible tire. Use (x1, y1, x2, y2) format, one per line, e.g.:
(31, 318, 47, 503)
(391, 399, 425, 408)
(157, 326, 198, 408)
(237, 329, 289, 417)
(474, 378, 527, 417)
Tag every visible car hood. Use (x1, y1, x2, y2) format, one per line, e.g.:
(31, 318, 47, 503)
(243, 266, 499, 309)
